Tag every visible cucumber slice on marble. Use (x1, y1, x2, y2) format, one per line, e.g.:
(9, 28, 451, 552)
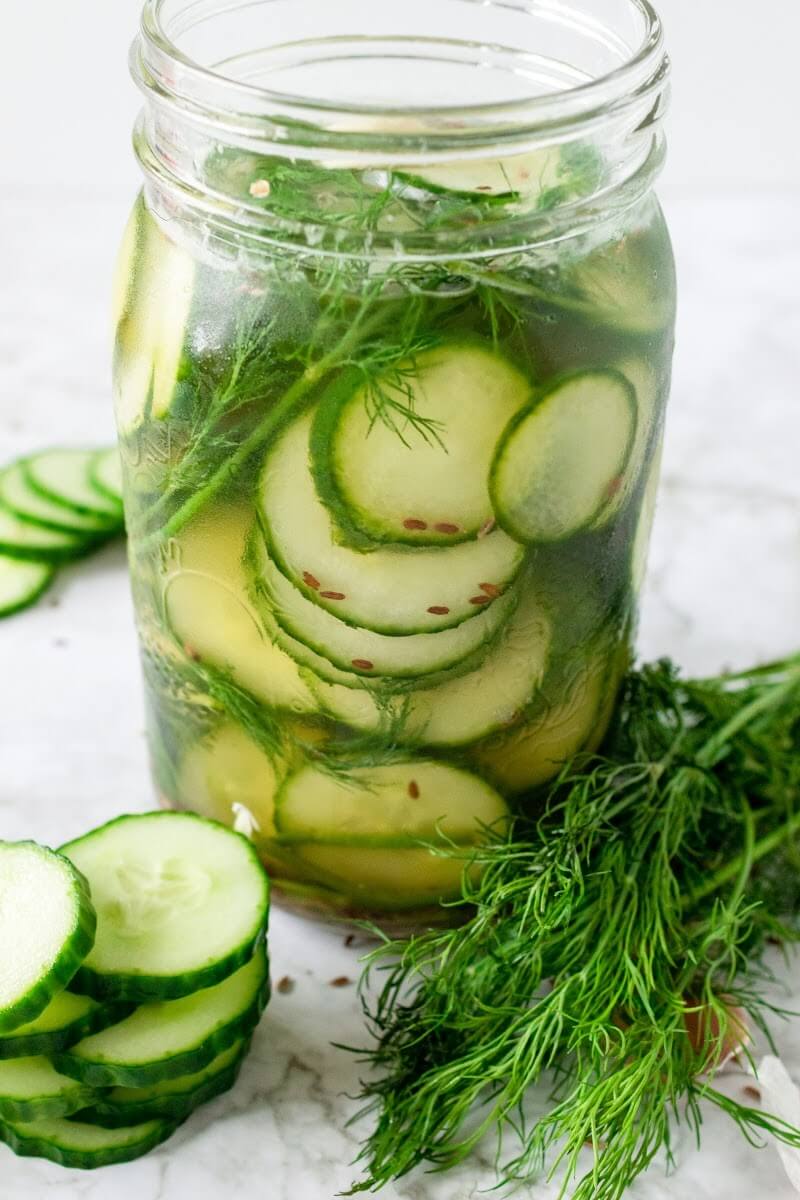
(0, 555, 55, 618)
(176, 722, 284, 838)
(0, 462, 115, 536)
(0, 505, 92, 563)
(54, 945, 269, 1088)
(490, 370, 637, 545)
(88, 448, 124, 510)
(0, 1112, 177, 1169)
(164, 507, 316, 714)
(310, 343, 531, 546)
(308, 581, 551, 748)
(0, 1057, 99, 1122)
(275, 761, 508, 848)
(0, 993, 133, 1061)
(24, 450, 123, 526)
(253, 533, 517, 681)
(114, 204, 196, 434)
(0, 842, 96, 1033)
(61, 812, 269, 1002)
(259, 411, 524, 635)
(77, 1037, 248, 1128)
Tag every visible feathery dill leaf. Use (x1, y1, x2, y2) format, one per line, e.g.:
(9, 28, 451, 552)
(348, 655, 800, 1198)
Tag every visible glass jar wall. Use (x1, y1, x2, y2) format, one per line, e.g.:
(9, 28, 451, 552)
(116, 0, 675, 925)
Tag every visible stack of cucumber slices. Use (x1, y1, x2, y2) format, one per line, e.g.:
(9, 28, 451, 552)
(0, 813, 270, 1169)
(0, 447, 124, 618)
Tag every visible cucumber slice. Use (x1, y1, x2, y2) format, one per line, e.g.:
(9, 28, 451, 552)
(632, 443, 664, 594)
(24, 450, 123, 526)
(0, 842, 96, 1033)
(165, 507, 317, 715)
(0, 1057, 98, 1122)
(61, 812, 269, 1002)
(311, 343, 531, 546)
(0, 505, 91, 563)
(490, 370, 637, 545)
(591, 358, 661, 528)
(259, 411, 524, 635)
(114, 205, 196, 434)
(562, 222, 676, 336)
(88, 448, 124, 509)
(112, 198, 143, 332)
(54, 946, 269, 1088)
(177, 722, 283, 838)
(292, 845, 472, 910)
(0, 462, 115, 535)
(0, 1113, 177, 1169)
(78, 1037, 248, 1127)
(254, 533, 517, 681)
(396, 147, 565, 202)
(275, 761, 508, 848)
(308, 582, 551, 748)
(0, 993, 133, 1061)
(0, 555, 55, 618)
(264, 606, 373, 689)
(471, 639, 616, 792)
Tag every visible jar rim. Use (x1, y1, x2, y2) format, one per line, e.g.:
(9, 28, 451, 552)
(135, 0, 668, 152)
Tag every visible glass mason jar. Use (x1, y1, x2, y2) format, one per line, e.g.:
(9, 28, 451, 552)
(116, 0, 675, 926)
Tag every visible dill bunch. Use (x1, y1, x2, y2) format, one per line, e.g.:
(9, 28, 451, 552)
(350, 655, 800, 1198)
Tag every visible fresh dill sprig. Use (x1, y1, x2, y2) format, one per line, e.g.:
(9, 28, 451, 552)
(348, 655, 800, 1199)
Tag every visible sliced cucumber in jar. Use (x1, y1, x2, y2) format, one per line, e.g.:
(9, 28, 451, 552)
(61, 812, 269, 1002)
(310, 342, 531, 546)
(0, 555, 55, 618)
(164, 507, 317, 715)
(176, 721, 286, 838)
(560, 221, 677, 336)
(114, 203, 196, 434)
(253, 533, 518, 682)
(77, 1037, 248, 1128)
(471, 638, 617, 792)
(24, 450, 123, 527)
(291, 845, 474, 910)
(0, 841, 96, 1033)
(590, 357, 661, 527)
(54, 945, 269, 1088)
(0, 1112, 178, 1169)
(307, 581, 551, 748)
(631, 443, 664, 594)
(0, 1057, 99, 1123)
(259, 410, 524, 635)
(490, 370, 637, 545)
(275, 761, 509, 847)
(396, 146, 566, 202)
(0, 993, 133, 1061)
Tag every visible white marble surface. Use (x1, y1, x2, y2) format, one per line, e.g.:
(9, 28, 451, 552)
(1, 184, 799, 1198)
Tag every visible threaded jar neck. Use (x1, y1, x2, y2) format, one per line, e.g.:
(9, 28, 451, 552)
(131, 0, 670, 258)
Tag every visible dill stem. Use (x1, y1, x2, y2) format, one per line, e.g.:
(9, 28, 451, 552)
(696, 666, 800, 768)
(683, 807, 800, 908)
(140, 300, 391, 549)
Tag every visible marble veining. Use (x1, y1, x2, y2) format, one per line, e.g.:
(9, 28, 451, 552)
(1, 186, 799, 1198)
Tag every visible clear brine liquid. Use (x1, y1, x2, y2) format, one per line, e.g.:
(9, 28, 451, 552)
(114, 156, 675, 923)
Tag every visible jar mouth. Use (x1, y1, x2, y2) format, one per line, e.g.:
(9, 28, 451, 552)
(135, 0, 668, 154)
